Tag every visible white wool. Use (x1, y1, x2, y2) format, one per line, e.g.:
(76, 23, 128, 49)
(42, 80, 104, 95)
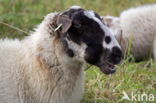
(120, 4, 156, 60)
(0, 13, 84, 103)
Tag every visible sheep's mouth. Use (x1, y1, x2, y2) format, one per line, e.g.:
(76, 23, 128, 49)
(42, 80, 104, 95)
(96, 62, 116, 75)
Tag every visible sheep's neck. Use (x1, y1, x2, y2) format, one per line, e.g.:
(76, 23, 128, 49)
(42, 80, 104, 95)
(21, 42, 84, 103)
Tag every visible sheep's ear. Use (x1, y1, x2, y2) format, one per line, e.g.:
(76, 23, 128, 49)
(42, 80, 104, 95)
(56, 15, 72, 33)
(102, 16, 113, 26)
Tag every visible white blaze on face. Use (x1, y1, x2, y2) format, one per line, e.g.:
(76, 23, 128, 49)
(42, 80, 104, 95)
(65, 37, 87, 62)
(84, 10, 121, 51)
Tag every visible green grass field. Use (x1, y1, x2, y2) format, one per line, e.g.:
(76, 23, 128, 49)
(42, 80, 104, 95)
(0, 0, 156, 103)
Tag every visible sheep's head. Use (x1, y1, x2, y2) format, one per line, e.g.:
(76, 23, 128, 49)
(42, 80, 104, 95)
(51, 6, 122, 75)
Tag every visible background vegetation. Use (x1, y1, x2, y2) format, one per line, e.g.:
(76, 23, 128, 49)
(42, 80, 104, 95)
(0, 0, 156, 103)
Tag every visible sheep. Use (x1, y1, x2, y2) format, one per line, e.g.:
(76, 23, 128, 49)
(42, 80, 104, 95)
(0, 6, 122, 103)
(102, 4, 156, 61)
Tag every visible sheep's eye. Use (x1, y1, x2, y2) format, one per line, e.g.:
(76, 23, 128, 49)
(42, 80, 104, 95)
(73, 23, 81, 28)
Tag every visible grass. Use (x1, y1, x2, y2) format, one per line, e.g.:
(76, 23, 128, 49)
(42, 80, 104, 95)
(84, 59, 156, 103)
(0, 0, 156, 103)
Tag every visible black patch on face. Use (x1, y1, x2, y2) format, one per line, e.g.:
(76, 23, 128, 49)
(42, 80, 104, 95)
(67, 11, 105, 44)
(85, 44, 103, 65)
(63, 9, 107, 64)
(66, 49, 74, 57)
(94, 12, 102, 21)
(109, 46, 122, 64)
(62, 8, 84, 18)
(61, 38, 75, 58)
(105, 36, 111, 44)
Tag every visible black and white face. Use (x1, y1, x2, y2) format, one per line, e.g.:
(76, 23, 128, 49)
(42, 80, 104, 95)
(57, 6, 122, 74)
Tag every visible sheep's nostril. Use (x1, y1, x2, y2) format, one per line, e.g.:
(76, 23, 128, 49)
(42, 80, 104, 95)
(111, 46, 122, 64)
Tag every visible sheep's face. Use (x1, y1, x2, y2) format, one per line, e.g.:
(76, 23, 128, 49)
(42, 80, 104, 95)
(55, 6, 122, 74)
